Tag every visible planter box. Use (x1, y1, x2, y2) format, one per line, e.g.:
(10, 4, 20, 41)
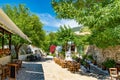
(0, 55, 11, 65)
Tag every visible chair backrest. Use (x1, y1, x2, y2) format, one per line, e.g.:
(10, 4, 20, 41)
(109, 68, 118, 76)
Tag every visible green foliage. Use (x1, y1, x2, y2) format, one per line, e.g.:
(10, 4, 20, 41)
(52, 0, 120, 48)
(74, 34, 90, 46)
(102, 58, 116, 68)
(59, 51, 65, 58)
(82, 54, 87, 59)
(80, 26, 91, 33)
(86, 55, 94, 61)
(49, 32, 58, 45)
(80, 54, 87, 65)
(2, 4, 45, 48)
(49, 53, 56, 57)
(71, 54, 80, 62)
(56, 25, 76, 51)
(42, 32, 58, 53)
(57, 25, 75, 44)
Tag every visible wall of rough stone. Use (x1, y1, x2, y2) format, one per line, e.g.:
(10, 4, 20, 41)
(86, 45, 120, 64)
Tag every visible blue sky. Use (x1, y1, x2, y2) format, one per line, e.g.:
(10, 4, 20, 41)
(0, 0, 80, 32)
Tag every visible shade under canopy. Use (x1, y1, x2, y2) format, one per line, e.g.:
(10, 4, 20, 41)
(0, 8, 31, 43)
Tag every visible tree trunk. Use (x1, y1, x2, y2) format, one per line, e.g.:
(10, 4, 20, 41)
(15, 43, 23, 59)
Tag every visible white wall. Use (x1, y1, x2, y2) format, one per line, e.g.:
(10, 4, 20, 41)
(19, 54, 31, 61)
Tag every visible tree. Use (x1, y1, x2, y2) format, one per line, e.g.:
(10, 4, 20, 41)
(49, 32, 58, 45)
(42, 32, 57, 53)
(57, 25, 75, 44)
(56, 25, 75, 51)
(52, 0, 120, 48)
(3, 4, 45, 58)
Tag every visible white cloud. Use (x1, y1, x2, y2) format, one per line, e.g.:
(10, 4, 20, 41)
(37, 13, 81, 28)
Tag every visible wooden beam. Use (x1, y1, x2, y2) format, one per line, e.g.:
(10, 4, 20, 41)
(0, 27, 12, 34)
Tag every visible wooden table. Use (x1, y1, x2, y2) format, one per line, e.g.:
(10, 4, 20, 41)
(7, 63, 18, 80)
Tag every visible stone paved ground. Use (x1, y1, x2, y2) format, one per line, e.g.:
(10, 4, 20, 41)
(42, 60, 97, 80)
(41, 56, 110, 80)
(6, 56, 110, 80)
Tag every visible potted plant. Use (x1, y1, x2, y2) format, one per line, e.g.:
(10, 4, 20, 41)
(102, 58, 116, 70)
(81, 60, 87, 68)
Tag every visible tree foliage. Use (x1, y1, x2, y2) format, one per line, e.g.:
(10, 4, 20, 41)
(3, 4, 45, 48)
(56, 25, 75, 45)
(52, 0, 120, 48)
(43, 32, 58, 52)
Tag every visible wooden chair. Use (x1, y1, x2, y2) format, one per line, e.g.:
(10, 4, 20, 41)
(0, 64, 9, 80)
(3, 64, 10, 79)
(109, 68, 120, 80)
(68, 62, 76, 73)
(0, 64, 4, 80)
(75, 63, 80, 72)
(61, 60, 67, 68)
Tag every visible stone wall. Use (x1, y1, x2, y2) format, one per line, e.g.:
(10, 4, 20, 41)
(86, 45, 120, 64)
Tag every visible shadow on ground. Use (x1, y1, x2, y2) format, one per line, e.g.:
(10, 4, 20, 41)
(17, 62, 45, 80)
(75, 66, 109, 80)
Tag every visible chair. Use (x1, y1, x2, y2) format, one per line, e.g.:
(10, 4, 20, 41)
(75, 63, 80, 72)
(0, 64, 4, 80)
(109, 68, 120, 80)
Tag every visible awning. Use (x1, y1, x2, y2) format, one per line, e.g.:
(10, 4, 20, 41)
(0, 8, 31, 43)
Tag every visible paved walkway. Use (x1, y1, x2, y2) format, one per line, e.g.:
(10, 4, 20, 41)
(42, 60, 97, 80)
(8, 56, 110, 80)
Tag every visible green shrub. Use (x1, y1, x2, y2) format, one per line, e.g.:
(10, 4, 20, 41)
(50, 53, 56, 57)
(82, 54, 87, 60)
(102, 58, 116, 69)
(87, 55, 94, 61)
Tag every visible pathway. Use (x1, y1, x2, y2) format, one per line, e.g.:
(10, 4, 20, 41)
(8, 56, 110, 80)
(42, 60, 97, 80)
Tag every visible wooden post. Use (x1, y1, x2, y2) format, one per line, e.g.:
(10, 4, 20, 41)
(9, 34, 11, 51)
(2, 29, 4, 50)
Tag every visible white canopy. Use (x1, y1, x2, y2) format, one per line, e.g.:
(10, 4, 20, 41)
(0, 8, 31, 43)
